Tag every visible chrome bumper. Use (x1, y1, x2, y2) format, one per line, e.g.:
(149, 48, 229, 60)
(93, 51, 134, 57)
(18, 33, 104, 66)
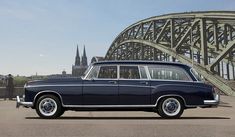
(16, 96, 33, 108)
(203, 94, 220, 106)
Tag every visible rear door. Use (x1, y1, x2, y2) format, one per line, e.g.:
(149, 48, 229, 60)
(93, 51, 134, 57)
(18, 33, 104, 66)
(118, 65, 151, 105)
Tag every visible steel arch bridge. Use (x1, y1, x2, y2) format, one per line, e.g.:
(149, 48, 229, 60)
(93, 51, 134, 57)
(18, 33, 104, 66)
(105, 11, 235, 96)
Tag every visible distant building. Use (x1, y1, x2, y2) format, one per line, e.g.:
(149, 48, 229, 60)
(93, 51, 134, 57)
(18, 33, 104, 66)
(72, 45, 88, 77)
(47, 70, 72, 79)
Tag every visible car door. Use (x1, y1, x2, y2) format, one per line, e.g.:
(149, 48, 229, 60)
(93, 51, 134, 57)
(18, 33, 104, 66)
(83, 65, 119, 105)
(118, 65, 151, 105)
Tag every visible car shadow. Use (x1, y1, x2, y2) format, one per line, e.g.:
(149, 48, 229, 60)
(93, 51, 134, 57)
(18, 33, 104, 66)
(218, 101, 233, 107)
(25, 116, 230, 120)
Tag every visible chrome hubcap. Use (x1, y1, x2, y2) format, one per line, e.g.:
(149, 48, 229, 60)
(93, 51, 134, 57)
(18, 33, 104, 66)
(39, 98, 57, 116)
(162, 98, 181, 116)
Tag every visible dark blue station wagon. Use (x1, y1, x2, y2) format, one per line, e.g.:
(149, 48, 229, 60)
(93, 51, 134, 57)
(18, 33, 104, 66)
(16, 61, 219, 119)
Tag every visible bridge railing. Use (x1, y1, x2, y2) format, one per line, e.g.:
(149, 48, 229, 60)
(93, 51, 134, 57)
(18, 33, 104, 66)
(0, 87, 24, 99)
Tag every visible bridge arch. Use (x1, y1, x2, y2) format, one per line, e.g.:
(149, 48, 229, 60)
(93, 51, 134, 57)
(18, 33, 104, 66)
(105, 11, 235, 96)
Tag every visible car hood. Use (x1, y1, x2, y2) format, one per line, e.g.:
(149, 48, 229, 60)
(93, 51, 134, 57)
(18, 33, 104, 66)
(26, 77, 83, 87)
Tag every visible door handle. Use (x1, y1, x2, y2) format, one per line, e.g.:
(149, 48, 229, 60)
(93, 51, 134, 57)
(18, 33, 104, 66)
(139, 81, 148, 85)
(108, 81, 117, 84)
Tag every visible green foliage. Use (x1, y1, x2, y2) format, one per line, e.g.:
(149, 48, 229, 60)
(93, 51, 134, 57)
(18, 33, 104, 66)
(13, 76, 29, 86)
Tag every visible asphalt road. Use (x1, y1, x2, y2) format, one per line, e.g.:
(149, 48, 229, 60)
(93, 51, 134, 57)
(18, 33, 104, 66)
(0, 95, 234, 137)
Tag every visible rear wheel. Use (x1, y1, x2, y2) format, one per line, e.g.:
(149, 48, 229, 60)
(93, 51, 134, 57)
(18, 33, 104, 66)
(157, 97, 184, 118)
(58, 108, 65, 117)
(36, 95, 62, 119)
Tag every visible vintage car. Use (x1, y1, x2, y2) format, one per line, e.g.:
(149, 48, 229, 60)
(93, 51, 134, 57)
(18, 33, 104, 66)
(16, 61, 219, 119)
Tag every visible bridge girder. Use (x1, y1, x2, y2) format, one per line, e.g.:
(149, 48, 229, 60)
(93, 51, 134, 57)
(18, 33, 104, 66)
(105, 11, 235, 96)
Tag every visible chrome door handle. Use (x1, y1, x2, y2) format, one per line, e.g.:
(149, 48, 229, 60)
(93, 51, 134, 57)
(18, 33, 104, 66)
(139, 81, 148, 85)
(108, 81, 117, 84)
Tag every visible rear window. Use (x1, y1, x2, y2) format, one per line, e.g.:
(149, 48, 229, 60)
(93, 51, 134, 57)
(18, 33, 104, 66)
(148, 65, 191, 81)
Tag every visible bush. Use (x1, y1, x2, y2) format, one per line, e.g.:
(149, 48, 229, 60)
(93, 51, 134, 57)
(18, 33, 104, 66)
(13, 76, 29, 87)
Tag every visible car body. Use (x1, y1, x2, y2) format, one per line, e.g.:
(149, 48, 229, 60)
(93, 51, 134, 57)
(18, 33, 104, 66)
(16, 61, 219, 118)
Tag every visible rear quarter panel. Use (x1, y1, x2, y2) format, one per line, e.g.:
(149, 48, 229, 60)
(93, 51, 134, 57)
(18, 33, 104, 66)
(150, 81, 212, 106)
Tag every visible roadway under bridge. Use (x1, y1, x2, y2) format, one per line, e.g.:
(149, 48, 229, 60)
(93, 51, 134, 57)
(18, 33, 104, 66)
(105, 11, 235, 96)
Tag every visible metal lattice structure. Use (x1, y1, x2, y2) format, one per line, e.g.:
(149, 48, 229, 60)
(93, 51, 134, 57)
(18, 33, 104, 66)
(105, 11, 235, 96)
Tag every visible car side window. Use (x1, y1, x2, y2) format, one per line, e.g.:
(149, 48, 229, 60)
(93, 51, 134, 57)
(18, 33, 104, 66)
(98, 66, 117, 79)
(86, 66, 99, 79)
(148, 65, 191, 81)
(120, 66, 140, 79)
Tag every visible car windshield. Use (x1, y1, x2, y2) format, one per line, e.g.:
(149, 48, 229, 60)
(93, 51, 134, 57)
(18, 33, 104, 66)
(191, 68, 204, 81)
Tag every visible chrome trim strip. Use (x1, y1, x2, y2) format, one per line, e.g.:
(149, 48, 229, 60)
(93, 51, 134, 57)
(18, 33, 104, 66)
(63, 105, 155, 108)
(27, 84, 83, 88)
(28, 84, 152, 88)
(119, 85, 150, 88)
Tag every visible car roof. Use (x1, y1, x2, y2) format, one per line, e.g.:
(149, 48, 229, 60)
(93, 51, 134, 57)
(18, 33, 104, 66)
(93, 60, 191, 68)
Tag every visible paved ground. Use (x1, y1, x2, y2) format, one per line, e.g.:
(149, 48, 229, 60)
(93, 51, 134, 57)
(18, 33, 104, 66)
(0, 95, 234, 137)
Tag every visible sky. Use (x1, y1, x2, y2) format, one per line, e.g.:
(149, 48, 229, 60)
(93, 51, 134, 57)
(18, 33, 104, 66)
(0, 0, 234, 76)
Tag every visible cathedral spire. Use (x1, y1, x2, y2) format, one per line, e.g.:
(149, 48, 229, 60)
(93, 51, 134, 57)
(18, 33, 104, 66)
(82, 45, 88, 66)
(75, 45, 80, 66)
(83, 45, 87, 58)
(76, 45, 79, 57)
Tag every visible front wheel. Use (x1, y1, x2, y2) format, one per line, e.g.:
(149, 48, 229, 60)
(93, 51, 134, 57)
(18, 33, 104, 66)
(36, 95, 62, 119)
(157, 97, 184, 119)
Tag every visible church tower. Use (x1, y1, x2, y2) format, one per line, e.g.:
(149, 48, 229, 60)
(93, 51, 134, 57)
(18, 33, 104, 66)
(81, 45, 88, 66)
(72, 44, 88, 77)
(75, 45, 80, 66)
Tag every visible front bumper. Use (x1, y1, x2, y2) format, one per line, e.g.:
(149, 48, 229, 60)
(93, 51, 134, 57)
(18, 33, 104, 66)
(203, 94, 220, 107)
(16, 96, 33, 108)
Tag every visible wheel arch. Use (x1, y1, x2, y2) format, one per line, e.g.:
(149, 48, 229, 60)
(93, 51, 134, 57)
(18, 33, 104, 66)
(155, 94, 186, 108)
(33, 90, 63, 108)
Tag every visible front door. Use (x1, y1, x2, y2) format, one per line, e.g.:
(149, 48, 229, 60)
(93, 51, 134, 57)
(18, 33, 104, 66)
(118, 66, 151, 105)
(83, 65, 119, 105)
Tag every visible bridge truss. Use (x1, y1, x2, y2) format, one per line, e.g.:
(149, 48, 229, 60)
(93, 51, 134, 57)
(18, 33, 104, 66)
(105, 11, 235, 96)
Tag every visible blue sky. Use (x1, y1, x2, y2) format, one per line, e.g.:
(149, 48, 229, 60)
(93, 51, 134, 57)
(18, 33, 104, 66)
(0, 0, 234, 76)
